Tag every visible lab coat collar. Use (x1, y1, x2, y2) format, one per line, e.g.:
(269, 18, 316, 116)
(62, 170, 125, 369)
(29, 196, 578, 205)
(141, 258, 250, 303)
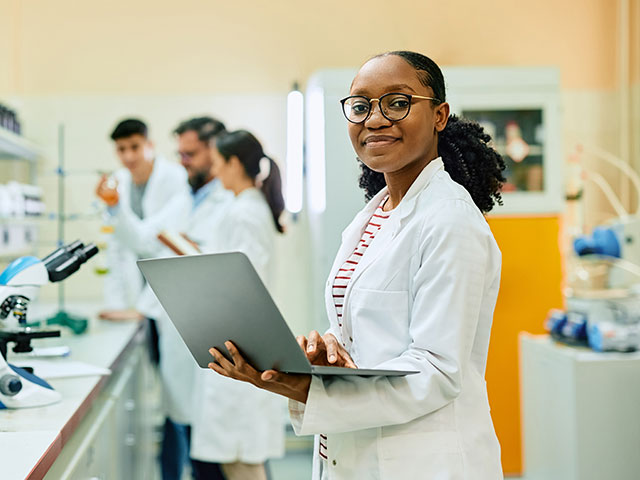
(395, 156, 444, 221)
(140, 155, 164, 195)
(341, 156, 444, 241)
(327, 157, 445, 331)
(117, 155, 167, 214)
(236, 186, 261, 201)
(145, 155, 165, 184)
(347, 159, 442, 291)
(192, 178, 222, 210)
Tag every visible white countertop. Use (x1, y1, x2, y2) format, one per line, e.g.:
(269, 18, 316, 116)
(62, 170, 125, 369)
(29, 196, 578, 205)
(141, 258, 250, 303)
(0, 305, 142, 480)
(520, 332, 640, 362)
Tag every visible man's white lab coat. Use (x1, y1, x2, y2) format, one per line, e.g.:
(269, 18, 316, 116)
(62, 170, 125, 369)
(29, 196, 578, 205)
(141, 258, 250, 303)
(103, 157, 190, 309)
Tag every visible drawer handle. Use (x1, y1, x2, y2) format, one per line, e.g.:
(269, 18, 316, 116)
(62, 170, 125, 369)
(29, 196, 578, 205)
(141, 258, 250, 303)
(125, 433, 136, 447)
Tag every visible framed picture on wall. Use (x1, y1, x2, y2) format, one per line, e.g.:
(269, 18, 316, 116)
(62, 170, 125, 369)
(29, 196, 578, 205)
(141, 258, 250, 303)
(443, 67, 563, 215)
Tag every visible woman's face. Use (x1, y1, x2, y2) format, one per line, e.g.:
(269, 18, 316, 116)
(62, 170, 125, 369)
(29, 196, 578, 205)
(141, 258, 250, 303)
(347, 55, 449, 176)
(211, 145, 232, 190)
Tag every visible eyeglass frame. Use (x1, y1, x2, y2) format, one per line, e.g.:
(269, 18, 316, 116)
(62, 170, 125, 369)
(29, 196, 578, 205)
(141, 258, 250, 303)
(339, 92, 442, 124)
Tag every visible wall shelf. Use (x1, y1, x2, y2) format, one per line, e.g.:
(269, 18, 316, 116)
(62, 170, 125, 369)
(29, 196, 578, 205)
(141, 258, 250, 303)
(0, 125, 42, 258)
(0, 126, 40, 162)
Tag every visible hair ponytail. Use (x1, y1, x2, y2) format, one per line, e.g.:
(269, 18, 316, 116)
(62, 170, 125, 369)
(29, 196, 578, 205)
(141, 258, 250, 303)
(357, 50, 506, 213)
(438, 115, 505, 213)
(216, 130, 285, 233)
(259, 156, 285, 233)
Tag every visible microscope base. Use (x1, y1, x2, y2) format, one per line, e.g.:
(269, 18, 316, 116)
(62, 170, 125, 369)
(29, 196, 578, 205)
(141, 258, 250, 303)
(0, 358, 61, 409)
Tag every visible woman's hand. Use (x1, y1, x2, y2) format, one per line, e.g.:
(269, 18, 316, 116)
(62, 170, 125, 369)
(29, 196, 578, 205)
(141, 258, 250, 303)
(297, 331, 357, 368)
(208, 333, 355, 403)
(208, 341, 311, 404)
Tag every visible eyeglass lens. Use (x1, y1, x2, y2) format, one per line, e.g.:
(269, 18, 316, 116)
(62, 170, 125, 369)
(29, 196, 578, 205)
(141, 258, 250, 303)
(343, 93, 412, 123)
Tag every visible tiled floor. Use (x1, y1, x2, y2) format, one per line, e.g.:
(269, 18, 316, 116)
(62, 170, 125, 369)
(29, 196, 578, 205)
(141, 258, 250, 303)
(269, 449, 313, 479)
(269, 451, 529, 479)
(150, 432, 315, 479)
(156, 449, 529, 480)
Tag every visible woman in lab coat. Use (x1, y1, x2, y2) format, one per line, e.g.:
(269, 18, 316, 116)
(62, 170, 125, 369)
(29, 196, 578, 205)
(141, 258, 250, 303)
(189, 130, 286, 480)
(208, 51, 507, 479)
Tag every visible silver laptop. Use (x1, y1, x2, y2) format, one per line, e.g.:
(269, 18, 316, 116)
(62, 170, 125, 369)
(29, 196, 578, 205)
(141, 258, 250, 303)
(137, 252, 416, 377)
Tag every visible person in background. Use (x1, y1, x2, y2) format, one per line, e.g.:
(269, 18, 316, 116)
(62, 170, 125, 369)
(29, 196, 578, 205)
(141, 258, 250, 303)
(188, 130, 286, 480)
(135, 116, 232, 480)
(96, 118, 190, 367)
(173, 117, 232, 246)
(207, 51, 506, 479)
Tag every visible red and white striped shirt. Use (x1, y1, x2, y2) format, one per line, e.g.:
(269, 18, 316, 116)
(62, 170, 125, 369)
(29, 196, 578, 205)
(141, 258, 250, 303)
(318, 195, 390, 461)
(332, 195, 390, 333)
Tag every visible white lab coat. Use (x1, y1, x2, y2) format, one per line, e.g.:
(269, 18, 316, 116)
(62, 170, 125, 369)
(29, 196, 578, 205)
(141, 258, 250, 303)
(104, 156, 191, 309)
(189, 187, 286, 464)
(289, 158, 503, 480)
(137, 179, 233, 426)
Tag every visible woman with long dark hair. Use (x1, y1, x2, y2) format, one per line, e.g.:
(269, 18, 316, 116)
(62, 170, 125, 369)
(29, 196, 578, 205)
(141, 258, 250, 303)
(208, 52, 506, 479)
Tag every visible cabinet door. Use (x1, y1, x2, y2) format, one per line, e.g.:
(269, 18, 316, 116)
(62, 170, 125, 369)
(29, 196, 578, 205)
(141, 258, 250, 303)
(44, 338, 156, 480)
(132, 345, 157, 479)
(109, 350, 139, 479)
(109, 343, 156, 479)
(69, 401, 117, 480)
(43, 396, 117, 480)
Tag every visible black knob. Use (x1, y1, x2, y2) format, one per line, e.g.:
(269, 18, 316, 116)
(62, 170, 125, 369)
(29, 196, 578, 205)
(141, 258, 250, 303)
(0, 374, 22, 396)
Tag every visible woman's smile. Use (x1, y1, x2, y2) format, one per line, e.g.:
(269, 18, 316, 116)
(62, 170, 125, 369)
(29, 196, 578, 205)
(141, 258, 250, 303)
(362, 135, 400, 148)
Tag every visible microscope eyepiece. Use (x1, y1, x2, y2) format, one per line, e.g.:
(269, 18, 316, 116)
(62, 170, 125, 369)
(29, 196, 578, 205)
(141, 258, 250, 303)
(42, 240, 100, 283)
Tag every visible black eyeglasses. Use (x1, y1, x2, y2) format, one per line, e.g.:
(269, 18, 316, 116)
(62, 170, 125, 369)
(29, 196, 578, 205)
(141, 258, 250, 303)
(340, 92, 440, 124)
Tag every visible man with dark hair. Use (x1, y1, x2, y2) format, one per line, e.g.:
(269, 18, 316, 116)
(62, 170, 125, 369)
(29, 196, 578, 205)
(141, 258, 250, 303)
(174, 116, 226, 139)
(174, 117, 226, 193)
(96, 118, 190, 321)
(110, 118, 148, 140)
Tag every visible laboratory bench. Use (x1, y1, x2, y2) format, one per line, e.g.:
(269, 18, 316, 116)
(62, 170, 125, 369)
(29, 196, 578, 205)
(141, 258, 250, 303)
(0, 307, 155, 480)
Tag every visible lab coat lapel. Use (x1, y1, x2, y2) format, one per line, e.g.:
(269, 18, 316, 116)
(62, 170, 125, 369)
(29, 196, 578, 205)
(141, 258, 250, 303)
(343, 212, 398, 301)
(343, 158, 444, 302)
(142, 157, 167, 216)
(335, 188, 390, 271)
(323, 188, 389, 328)
(115, 169, 132, 210)
(323, 157, 444, 329)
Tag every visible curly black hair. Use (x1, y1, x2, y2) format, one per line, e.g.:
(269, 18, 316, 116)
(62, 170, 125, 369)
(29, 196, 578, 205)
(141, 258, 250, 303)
(357, 51, 506, 214)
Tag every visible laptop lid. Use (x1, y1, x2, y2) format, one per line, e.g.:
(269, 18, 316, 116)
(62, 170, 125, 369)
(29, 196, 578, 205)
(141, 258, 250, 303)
(138, 252, 416, 377)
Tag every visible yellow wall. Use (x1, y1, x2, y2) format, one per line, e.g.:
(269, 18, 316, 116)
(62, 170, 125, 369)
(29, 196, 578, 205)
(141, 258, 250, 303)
(0, 0, 622, 94)
(487, 216, 564, 475)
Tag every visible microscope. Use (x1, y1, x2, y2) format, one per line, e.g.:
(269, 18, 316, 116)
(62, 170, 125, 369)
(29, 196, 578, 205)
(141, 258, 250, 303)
(0, 240, 98, 408)
(548, 219, 640, 352)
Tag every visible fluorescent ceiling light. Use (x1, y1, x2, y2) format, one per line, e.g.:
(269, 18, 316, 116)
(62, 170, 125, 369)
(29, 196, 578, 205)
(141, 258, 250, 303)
(306, 88, 326, 214)
(285, 90, 304, 213)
